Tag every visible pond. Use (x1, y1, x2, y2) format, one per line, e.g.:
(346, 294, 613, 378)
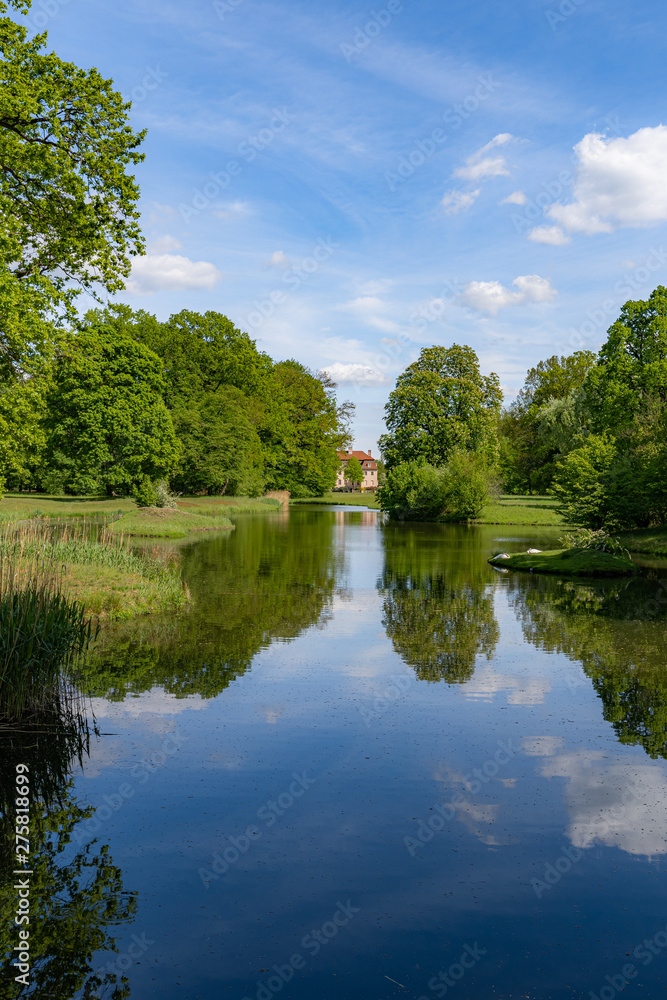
(3, 507, 667, 999)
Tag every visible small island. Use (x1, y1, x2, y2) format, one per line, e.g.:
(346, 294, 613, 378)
(489, 548, 637, 578)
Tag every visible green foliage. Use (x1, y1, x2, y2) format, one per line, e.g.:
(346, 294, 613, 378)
(171, 385, 265, 496)
(380, 344, 502, 469)
(261, 362, 351, 495)
(378, 453, 494, 522)
(0, 10, 144, 379)
(499, 351, 596, 494)
(559, 528, 630, 559)
(584, 285, 667, 433)
(551, 433, 616, 527)
(132, 475, 157, 508)
(44, 325, 179, 496)
(344, 456, 364, 487)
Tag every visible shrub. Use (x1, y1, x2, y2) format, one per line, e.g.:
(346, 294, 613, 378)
(559, 528, 630, 559)
(154, 479, 179, 509)
(377, 452, 494, 522)
(132, 476, 157, 508)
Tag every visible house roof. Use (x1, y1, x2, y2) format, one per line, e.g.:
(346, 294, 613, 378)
(337, 450, 377, 466)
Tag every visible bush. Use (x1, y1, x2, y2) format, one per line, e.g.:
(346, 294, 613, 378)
(154, 480, 179, 509)
(377, 452, 494, 522)
(559, 527, 630, 559)
(132, 476, 157, 508)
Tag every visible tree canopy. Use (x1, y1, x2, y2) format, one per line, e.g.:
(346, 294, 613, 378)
(379, 345, 502, 470)
(0, 7, 145, 376)
(44, 325, 179, 496)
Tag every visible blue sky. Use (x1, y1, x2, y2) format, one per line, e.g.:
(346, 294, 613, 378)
(28, 0, 667, 450)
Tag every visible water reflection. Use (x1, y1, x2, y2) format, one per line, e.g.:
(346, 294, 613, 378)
(508, 572, 667, 759)
(378, 523, 499, 683)
(0, 718, 137, 998)
(81, 514, 342, 701)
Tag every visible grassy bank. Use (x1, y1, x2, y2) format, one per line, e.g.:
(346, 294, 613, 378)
(0, 521, 188, 619)
(108, 507, 234, 539)
(617, 526, 667, 558)
(477, 495, 564, 526)
(0, 493, 281, 535)
(291, 492, 564, 525)
(490, 547, 636, 577)
(290, 493, 381, 508)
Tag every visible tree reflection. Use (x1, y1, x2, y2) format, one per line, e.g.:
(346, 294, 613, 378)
(79, 513, 341, 700)
(507, 572, 667, 759)
(379, 522, 499, 682)
(0, 719, 137, 998)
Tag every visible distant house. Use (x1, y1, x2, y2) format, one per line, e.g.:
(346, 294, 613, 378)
(336, 450, 378, 490)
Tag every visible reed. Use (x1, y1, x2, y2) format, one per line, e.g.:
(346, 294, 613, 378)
(0, 528, 97, 721)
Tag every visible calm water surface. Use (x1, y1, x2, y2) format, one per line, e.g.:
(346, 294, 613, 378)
(4, 507, 667, 999)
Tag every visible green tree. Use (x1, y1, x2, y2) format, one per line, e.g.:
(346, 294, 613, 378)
(171, 386, 265, 496)
(344, 456, 364, 488)
(0, 6, 145, 377)
(378, 453, 493, 522)
(261, 362, 352, 497)
(44, 326, 179, 496)
(499, 351, 596, 494)
(584, 286, 667, 434)
(379, 345, 502, 470)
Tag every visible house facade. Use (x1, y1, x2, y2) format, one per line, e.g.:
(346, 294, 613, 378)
(336, 450, 378, 490)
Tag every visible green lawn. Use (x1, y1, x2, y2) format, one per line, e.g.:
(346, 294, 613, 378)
(0, 492, 281, 525)
(490, 547, 636, 577)
(477, 495, 565, 526)
(617, 526, 667, 557)
(109, 507, 234, 539)
(291, 492, 565, 525)
(290, 493, 380, 508)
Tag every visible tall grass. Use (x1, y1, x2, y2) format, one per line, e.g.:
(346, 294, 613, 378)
(0, 526, 97, 722)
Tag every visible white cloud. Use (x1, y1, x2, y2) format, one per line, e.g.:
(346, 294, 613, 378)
(213, 200, 251, 220)
(453, 133, 514, 181)
(149, 234, 182, 253)
(318, 362, 390, 386)
(460, 274, 556, 314)
(266, 250, 290, 268)
(548, 124, 667, 235)
(127, 253, 222, 294)
(541, 751, 667, 857)
(500, 190, 526, 206)
(528, 225, 571, 246)
(442, 188, 480, 214)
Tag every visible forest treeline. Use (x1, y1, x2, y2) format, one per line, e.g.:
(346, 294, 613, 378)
(0, 306, 352, 499)
(378, 286, 667, 531)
